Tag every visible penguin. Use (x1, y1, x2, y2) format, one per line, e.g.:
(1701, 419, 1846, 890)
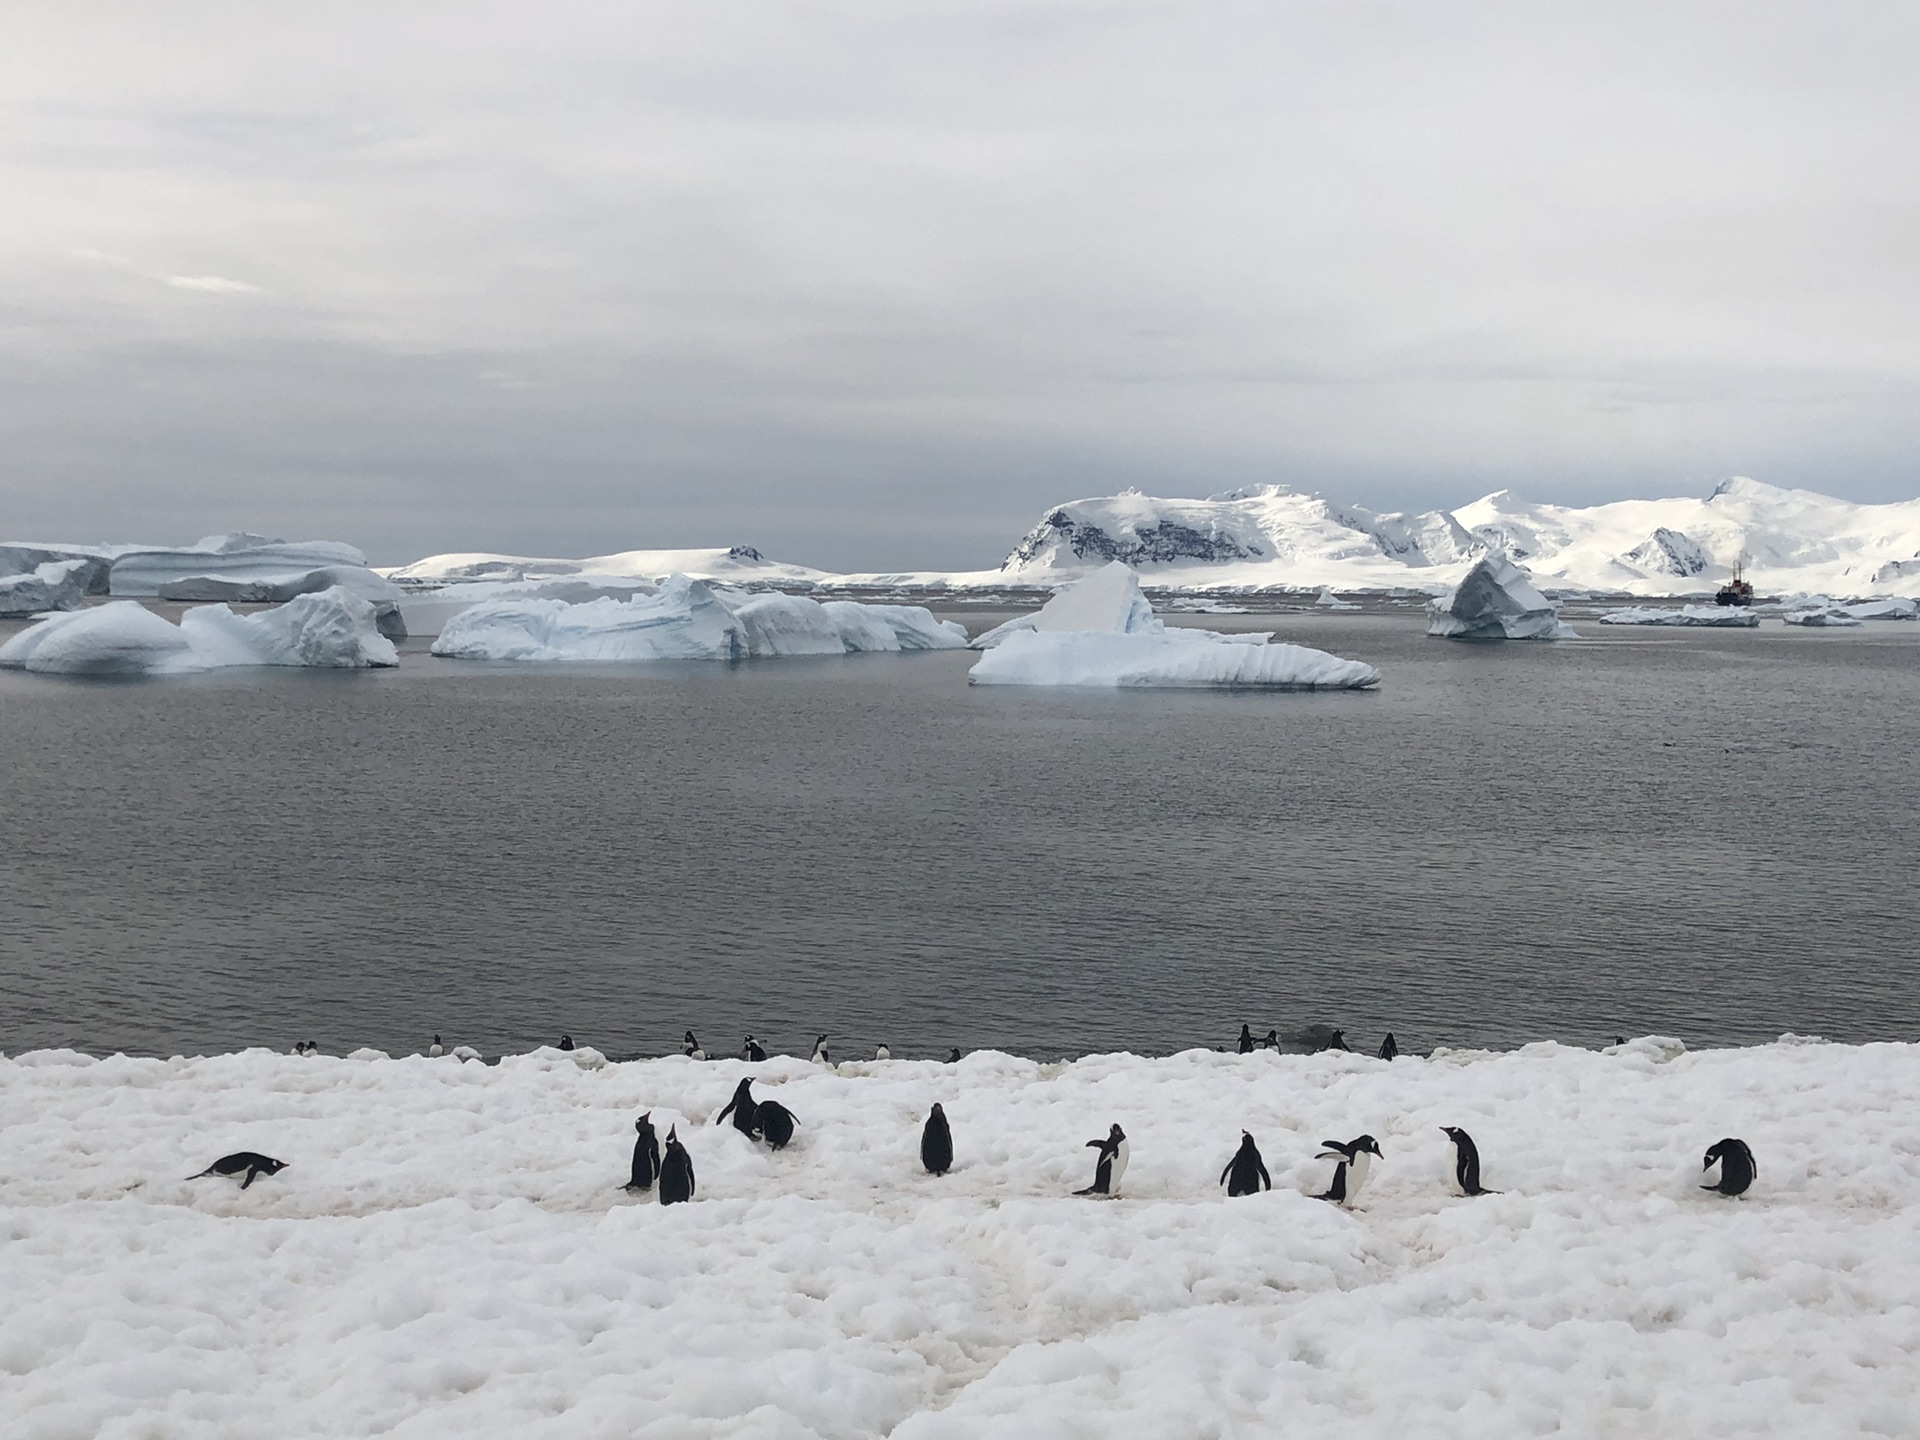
(1075, 1124, 1129, 1197)
(1321, 1030, 1351, 1053)
(188, 1152, 289, 1190)
(810, 1035, 831, 1065)
(1377, 1033, 1398, 1062)
(1220, 1132, 1272, 1197)
(874, 1044, 891, 1061)
(947, 1048, 962, 1064)
(683, 1031, 706, 1060)
(756, 1100, 798, 1150)
(659, 1127, 695, 1204)
(716, 1078, 759, 1138)
(296, 1040, 319, 1058)
(288, 1041, 305, 1057)
(427, 1035, 444, 1058)
(1237, 1023, 1255, 1055)
(1259, 1029, 1280, 1050)
(742, 1035, 767, 1062)
(1440, 1126, 1498, 1196)
(559, 1034, 575, 1052)
(1315, 1135, 1382, 1206)
(624, 1113, 661, 1191)
(1701, 1138, 1756, 1197)
(921, 1103, 953, 1175)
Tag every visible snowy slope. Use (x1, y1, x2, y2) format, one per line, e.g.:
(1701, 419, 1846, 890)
(3, 1039, 1916, 1438)
(388, 545, 832, 587)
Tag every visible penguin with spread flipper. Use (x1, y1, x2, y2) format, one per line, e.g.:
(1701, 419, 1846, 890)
(1315, 1135, 1381, 1207)
(1076, 1124, 1129, 1197)
(1221, 1132, 1271, 1197)
(716, 1078, 760, 1138)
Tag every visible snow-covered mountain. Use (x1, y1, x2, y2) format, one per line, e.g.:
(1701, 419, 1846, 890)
(988, 479, 1920, 597)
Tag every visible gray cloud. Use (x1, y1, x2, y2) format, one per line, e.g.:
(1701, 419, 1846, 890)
(1, 0, 1916, 569)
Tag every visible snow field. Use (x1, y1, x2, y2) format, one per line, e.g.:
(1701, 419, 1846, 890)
(2, 1040, 1917, 1439)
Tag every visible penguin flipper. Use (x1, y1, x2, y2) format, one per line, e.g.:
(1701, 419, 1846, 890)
(239, 1167, 258, 1190)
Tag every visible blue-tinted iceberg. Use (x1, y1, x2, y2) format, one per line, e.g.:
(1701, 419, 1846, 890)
(0, 559, 95, 617)
(1427, 553, 1577, 640)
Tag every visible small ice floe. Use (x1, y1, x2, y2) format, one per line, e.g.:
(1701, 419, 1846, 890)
(968, 563, 1379, 689)
(1781, 606, 1865, 627)
(1598, 605, 1760, 627)
(1426, 553, 1578, 640)
(1314, 586, 1360, 611)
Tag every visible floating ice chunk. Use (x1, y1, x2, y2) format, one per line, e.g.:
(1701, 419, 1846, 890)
(821, 600, 967, 651)
(731, 591, 852, 657)
(395, 576, 657, 637)
(970, 629, 1378, 688)
(1840, 597, 1916, 621)
(110, 536, 372, 597)
(0, 558, 94, 616)
(0, 545, 113, 595)
(1781, 606, 1865, 627)
(1315, 586, 1360, 610)
(970, 561, 1162, 649)
(0, 601, 199, 675)
(1598, 605, 1760, 627)
(153, 564, 399, 606)
(1427, 553, 1576, 640)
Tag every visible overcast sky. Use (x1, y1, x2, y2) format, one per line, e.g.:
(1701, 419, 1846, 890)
(3, 1, 1916, 570)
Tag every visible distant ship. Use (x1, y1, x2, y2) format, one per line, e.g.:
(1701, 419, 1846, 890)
(1715, 553, 1755, 607)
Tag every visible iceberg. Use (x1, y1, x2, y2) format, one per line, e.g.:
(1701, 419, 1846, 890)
(1427, 553, 1576, 640)
(1314, 586, 1360, 610)
(429, 575, 965, 663)
(395, 576, 658, 638)
(0, 545, 112, 596)
(108, 534, 378, 598)
(0, 558, 95, 617)
(0, 588, 399, 676)
(1840, 597, 1916, 621)
(967, 562, 1379, 688)
(1597, 605, 1760, 627)
(1781, 606, 1865, 628)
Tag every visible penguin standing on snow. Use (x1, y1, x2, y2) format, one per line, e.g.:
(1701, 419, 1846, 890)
(1701, 1138, 1756, 1196)
(427, 1035, 444, 1058)
(1237, 1024, 1255, 1055)
(1320, 1029, 1351, 1053)
(874, 1043, 891, 1061)
(1220, 1132, 1272, 1197)
(947, 1048, 962, 1064)
(659, 1127, 696, 1204)
(1259, 1029, 1280, 1051)
(1377, 1033, 1398, 1061)
(559, 1034, 575, 1051)
(683, 1031, 706, 1060)
(624, 1113, 661, 1191)
(1440, 1126, 1498, 1195)
(188, 1152, 289, 1190)
(922, 1103, 953, 1175)
(1076, 1124, 1129, 1197)
(742, 1035, 767, 1062)
(756, 1100, 798, 1150)
(716, 1078, 760, 1138)
(1314, 1135, 1382, 1206)
(810, 1035, 831, 1065)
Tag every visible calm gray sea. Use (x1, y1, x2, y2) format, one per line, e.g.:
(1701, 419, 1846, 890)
(2, 607, 1916, 1061)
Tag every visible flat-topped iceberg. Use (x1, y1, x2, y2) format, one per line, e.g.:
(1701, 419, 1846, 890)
(968, 562, 1379, 689)
(0, 558, 95, 617)
(429, 575, 965, 663)
(0, 589, 398, 676)
(1781, 606, 1865, 628)
(1427, 553, 1577, 640)
(396, 576, 658, 637)
(1598, 605, 1760, 627)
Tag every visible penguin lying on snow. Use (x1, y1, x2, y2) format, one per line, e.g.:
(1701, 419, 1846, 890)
(756, 1100, 798, 1150)
(188, 1152, 289, 1190)
(922, 1103, 953, 1175)
(716, 1079, 760, 1138)
(1315, 1135, 1382, 1206)
(1076, 1124, 1129, 1197)
(1440, 1127, 1498, 1195)
(660, 1127, 696, 1204)
(1221, 1132, 1271, 1196)
(1701, 1138, 1755, 1196)
(624, 1113, 661, 1191)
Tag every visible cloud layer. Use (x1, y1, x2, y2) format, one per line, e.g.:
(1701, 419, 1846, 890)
(3, 0, 1916, 568)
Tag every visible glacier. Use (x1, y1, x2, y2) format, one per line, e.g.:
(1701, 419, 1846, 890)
(967, 562, 1379, 688)
(0, 589, 399, 676)
(1426, 553, 1576, 640)
(430, 575, 965, 663)
(1597, 605, 1761, 627)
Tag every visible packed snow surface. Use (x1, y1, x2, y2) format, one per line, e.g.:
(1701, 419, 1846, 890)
(1427, 553, 1575, 640)
(3, 1038, 1916, 1439)
(0, 559, 93, 616)
(431, 575, 964, 662)
(0, 589, 398, 675)
(1597, 605, 1761, 627)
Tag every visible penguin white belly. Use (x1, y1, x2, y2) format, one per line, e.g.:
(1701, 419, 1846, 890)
(1346, 1151, 1371, 1199)
(1109, 1139, 1129, 1191)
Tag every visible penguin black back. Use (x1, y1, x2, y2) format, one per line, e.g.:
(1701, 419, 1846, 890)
(1075, 1124, 1128, 1196)
(660, 1127, 696, 1204)
(716, 1078, 759, 1137)
(625, 1113, 661, 1191)
(1702, 1137, 1755, 1196)
(1440, 1126, 1496, 1196)
(1220, 1131, 1272, 1197)
(1377, 1032, 1398, 1061)
(743, 1035, 767, 1062)
(756, 1100, 798, 1150)
(188, 1151, 289, 1190)
(1236, 1023, 1254, 1054)
(1322, 1029, 1350, 1053)
(559, 1034, 575, 1051)
(921, 1103, 953, 1175)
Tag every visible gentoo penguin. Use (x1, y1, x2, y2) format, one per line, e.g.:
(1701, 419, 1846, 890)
(947, 1048, 962, 1064)
(1377, 1033, 1398, 1062)
(756, 1100, 798, 1150)
(659, 1127, 695, 1205)
(427, 1035, 444, 1058)
(1315, 1135, 1382, 1206)
(1237, 1024, 1255, 1055)
(921, 1103, 953, 1175)
(1259, 1029, 1280, 1051)
(295, 1040, 319, 1057)
(624, 1113, 661, 1191)
(874, 1043, 891, 1061)
(1440, 1127, 1497, 1195)
(1076, 1124, 1129, 1197)
(742, 1035, 767, 1062)
(810, 1035, 830, 1065)
(716, 1078, 760, 1137)
(559, 1034, 575, 1052)
(188, 1152, 288, 1190)
(1321, 1029, 1350, 1053)
(1220, 1132, 1272, 1197)
(683, 1031, 706, 1060)
(1701, 1138, 1756, 1196)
